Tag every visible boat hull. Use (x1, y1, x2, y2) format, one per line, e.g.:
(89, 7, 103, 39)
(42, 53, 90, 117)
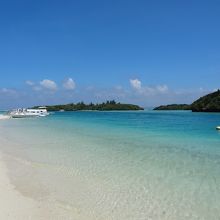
(11, 114, 39, 118)
(9, 107, 49, 118)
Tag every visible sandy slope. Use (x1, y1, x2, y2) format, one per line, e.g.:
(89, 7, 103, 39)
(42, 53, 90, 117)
(0, 152, 73, 220)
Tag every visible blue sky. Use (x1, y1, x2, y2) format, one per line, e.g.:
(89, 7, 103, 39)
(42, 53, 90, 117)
(0, 0, 220, 109)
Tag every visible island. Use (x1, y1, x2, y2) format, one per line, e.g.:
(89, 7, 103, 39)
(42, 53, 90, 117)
(37, 100, 144, 111)
(154, 90, 220, 112)
(154, 104, 191, 111)
(191, 90, 220, 112)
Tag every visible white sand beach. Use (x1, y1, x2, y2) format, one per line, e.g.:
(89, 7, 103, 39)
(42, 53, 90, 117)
(0, 152, 40, 220)
(0, 151, 75, 220)
(0, 116, 90, 220)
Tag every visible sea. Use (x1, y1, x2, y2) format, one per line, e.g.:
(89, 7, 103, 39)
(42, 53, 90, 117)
(0, 110, 220, 219)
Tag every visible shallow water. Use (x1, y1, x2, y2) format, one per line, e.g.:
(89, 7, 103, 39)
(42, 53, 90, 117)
(0, 111, 220, 219)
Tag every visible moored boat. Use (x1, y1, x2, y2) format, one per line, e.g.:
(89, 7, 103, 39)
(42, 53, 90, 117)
(9, 107, 49, 118)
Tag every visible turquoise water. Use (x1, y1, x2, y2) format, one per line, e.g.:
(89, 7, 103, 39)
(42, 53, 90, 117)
(0, 111, 220, 219)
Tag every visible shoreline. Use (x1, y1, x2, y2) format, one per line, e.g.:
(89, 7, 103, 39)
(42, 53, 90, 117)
(0, 150, 77, 220)
(0, 151, 42, 220)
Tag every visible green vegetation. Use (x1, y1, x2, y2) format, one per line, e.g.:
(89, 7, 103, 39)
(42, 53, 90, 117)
(39, 100, 144, 111)
(191, 90, 220, 112)
(154, 104, 191, 110)
(154, 90, 220, 112)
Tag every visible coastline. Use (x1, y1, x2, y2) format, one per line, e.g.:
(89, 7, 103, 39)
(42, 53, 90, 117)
(0, 147, 77, 220)
(0, 151, 43, 220)
(0, 128, 96, 220)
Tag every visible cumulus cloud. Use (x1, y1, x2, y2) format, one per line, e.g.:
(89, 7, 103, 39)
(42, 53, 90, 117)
(130, 78, 169, 96)
(40, 79, 57, 90)
(130, 79, 142, 90)
(1, 76, 217, 110)
(63, 78, 76, 90)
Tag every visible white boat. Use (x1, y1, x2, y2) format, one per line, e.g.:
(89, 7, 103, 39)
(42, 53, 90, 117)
(216, 126, 220, 130)
(9, 107, 49, 118)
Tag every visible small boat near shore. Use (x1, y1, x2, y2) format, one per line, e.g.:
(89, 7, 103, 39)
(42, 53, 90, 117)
(9, 107, 49, 118)
(216, 126, 220, 130)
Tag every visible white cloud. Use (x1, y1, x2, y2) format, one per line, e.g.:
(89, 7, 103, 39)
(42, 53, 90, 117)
(40, 79, 57, 90)
(2, 76, 218, 109)
(25, 80, 35, 86)
(129, 79, 168, 96)
(63, 78, 76, 90)
(130, 79, 142, 90)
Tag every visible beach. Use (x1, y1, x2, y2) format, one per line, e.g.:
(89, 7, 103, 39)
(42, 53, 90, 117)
(0, 111, 220, 219)
(0, 151, 38, 220)
(1, 0, 220, 218)
(0, 116, 83, 220)
(0, 147, 76, 220)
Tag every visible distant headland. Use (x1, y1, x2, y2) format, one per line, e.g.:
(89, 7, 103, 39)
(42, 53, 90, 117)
(154, 90, 220, 112)
(154, 104, 191, 111)
(35, 100, 144, 111)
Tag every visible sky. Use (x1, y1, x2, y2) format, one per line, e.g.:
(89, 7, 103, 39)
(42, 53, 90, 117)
(0, 0, 220, 109)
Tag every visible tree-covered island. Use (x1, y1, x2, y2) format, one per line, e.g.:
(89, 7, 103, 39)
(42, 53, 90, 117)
(38, 100, 144, 111)
(154, 90, 220, 112)
(154, 104, 191, 111)
(191, 90, 220, 112)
